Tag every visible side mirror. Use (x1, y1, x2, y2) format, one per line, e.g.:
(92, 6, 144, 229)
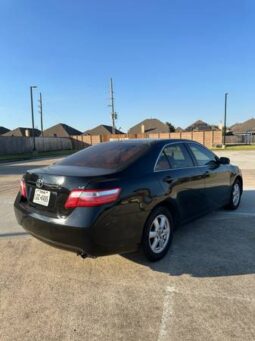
(219, 157, 230, 165)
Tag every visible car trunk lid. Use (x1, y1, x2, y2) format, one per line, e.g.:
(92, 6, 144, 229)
(24, 165, 118, 217)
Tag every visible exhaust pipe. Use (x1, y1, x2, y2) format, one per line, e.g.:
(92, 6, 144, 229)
(77, 250, 97, 259)
(77, 251, 88, 259)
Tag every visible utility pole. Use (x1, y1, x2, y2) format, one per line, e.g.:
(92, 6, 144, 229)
(30, 85, 37, 151)
(109, 78, 117, 134)
(223, 92, 228, 147)
(39, 92, 44, 137)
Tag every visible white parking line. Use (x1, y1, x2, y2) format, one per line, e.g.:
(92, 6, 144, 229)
(159, 286, 255, 303)
(157, 286, 175, 341)
(157, 283, 255, 341)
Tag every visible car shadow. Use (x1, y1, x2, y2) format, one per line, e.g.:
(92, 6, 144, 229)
(122, 189, 255, 278)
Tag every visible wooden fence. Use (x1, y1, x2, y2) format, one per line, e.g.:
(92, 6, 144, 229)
(70, 130, 222, 149)
(0, 136, 72, 155)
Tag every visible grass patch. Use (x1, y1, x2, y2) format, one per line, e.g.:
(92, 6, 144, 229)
(0, 149, 75, 162)
(212, 145, 255, 151)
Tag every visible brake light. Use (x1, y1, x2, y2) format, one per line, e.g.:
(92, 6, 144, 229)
(65, 188, 121, 208)
(20, 179, 27, 198)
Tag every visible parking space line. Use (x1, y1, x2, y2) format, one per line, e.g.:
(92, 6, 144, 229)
(157, 284, 255, 341)
(157, 286, 175, 341)
(159, 287, 255, 304)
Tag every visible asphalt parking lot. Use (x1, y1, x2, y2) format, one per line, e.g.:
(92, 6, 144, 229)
(0, 151, 254, 341)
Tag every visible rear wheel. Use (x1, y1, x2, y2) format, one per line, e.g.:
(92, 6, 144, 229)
(142, 207, 173, 261)
(225, 179, 242, 210)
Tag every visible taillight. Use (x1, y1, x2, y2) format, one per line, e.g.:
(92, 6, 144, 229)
(65, 188, 121, 208)
(20, 179, 27, 198)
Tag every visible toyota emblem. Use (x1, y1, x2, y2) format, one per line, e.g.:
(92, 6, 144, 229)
(36, 178, 44, 188)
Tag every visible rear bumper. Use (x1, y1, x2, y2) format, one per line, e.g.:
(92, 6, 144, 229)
(14, 203, 97, 256)
(14, 195, 146, 257)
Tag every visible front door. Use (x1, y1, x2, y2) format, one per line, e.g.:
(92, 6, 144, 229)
(187, 142, 231, 209)
(155, 143, 208, 223)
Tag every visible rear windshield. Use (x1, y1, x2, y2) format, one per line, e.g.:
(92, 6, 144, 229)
(57, 142, 150, 170)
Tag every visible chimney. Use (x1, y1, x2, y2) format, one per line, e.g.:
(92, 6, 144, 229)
(141, 124, 145, 134)
(218, 121, 223, 130)
(25, 129, 30, 137)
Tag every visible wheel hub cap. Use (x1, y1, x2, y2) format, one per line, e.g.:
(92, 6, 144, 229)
(233, 183, 240, 206)
(149, 214, 170, 254)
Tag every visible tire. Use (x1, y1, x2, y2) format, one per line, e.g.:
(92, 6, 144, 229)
(225, 178, 242, 210)
(142, 206, 174, 261)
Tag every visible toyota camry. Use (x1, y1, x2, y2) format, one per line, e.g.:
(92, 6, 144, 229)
(14, 139, 243, 261)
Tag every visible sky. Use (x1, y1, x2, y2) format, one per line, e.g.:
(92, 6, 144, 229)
(0, 0, 254, 132)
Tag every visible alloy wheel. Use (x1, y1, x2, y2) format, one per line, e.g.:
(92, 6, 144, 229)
(233, 183, 241, 207)
(149, 214, 171, 254)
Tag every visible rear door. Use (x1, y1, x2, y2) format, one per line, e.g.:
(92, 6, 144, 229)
(155, 143, 208, 223)
(187, 142, 230, 209)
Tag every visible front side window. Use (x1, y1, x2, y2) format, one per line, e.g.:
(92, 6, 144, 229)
(189, 143, 216, 166)
(155, 143, 193, 170)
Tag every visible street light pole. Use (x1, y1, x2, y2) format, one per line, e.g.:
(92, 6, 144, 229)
(39, 92, 44, 137)
(223, 92, 228, 147)
(30, 85, 37, 151)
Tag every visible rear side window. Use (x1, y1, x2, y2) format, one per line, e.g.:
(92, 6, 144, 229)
(57, 142, 150, 170)
(155, 143, 193, 170)
(189, 143, 216, 166)
(165, 144, 193, 169)
(155, 151, 170, 171)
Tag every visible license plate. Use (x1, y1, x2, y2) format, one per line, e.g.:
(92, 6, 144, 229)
(33, 189, 51, 207)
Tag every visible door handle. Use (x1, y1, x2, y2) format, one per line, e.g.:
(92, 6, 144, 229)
(163, 176, 173, 184)
(202, 171, 209, 178)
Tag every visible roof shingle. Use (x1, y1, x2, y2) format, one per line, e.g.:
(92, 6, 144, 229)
(3, 127, 41, 137)
(230, 118, 255, 132)
(43, 123, 82, 137)
(185, 120, 214, 131)
(0, 126, 10, 135)
(128, 119, 170, 134)
(83, 124, 124, 135)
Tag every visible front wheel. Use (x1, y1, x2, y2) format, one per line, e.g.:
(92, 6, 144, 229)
(225, 179, 242, 210)
(142, 207, 173, 261)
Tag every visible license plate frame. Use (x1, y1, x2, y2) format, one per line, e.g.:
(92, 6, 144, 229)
(33, 188, 51, 207)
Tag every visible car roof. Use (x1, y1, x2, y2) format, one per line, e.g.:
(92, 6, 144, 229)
(107, 138, 195, 146)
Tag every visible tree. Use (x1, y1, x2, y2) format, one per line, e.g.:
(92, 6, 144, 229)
(165, 122, 176, 132)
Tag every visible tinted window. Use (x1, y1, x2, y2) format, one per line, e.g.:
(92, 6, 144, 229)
(58, 142, 150, 169)
(189, 143, 216, 166)
(155, 151, 170, 171)
(165, 144, 193, 169)
(155, 143, 193, 170)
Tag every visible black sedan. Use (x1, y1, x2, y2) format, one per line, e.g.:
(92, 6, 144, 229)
(14, 139, 243, 261)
